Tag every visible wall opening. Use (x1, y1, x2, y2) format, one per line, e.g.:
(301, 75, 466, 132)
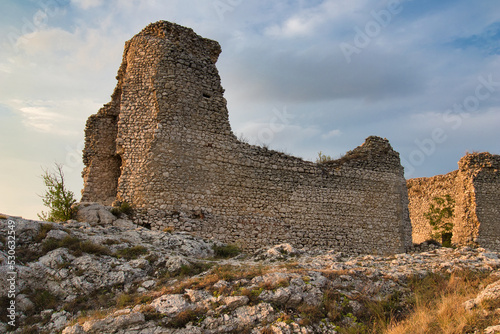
(441, 232, 452, 247)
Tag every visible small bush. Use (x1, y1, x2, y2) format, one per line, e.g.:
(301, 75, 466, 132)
(42, 236, 110, 257)
(79, 241, 112, 256)
(111, 202, 133, 217)
(119, 202, 133, 215)
(34, 224, 55, 242)
(316, 151, 333, 164)
(16, 247, 42, 263)
(297, 303, 325, 325)
(213, 244, 241, 258)
(116, 293, 133, 308)
(31, 289, 59, 312)
(168, 308, 204, 328)
(42, 236, 78, 254)
(38, 163, 77, 222)
(103, 239, 120, 245)
(114, 245, 148, 260)
(63, 288, 116, 314)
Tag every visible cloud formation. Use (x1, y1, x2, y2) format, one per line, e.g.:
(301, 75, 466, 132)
(0, 0, 499, 219)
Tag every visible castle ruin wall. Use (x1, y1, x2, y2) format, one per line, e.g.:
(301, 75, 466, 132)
(82, 21, 412, 255)
(407, 153, 500, 251)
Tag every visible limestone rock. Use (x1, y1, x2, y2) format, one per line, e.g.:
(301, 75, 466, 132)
(46, 229, 69, 240)
(485, 325, 500, 334)
(150, 294, 192, 316)
(74, 202, 117, 226)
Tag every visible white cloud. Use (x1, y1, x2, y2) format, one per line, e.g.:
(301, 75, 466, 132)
(72, 0, 104, 10)
(18, 106, 66, 133)
(8, 99, 99, 136)
(322, 129, 342, 140)
(265, 0, 369, 38)
(15, 28, 76, 55)
(0, 63, 11, 74)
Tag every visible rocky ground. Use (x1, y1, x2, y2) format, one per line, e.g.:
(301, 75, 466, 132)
(1, 205, 500, 333)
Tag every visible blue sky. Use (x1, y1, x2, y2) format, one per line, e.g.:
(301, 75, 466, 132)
(1, 0, 499, 219)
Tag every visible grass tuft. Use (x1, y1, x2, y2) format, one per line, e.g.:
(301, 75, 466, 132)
(114, 245, 148, 260)
(42, 236, 111, 257)
(213, 244, 241, 258)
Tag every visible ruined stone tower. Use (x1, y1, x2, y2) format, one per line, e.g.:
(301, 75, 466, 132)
(407, 153, 500, 251)
(82, 21, 412, 254)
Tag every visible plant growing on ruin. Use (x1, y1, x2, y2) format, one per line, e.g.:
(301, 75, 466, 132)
(424, 195, 455, 247)
(316, 151, 333, 164)
(38, 163, 77, 222)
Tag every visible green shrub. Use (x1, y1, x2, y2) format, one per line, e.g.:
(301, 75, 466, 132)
(42, 236, 110, 256)
(63, 288, 116, 314)
(79, 241, 112, 256)
(424, 195, 455, 246)
(38, 163, 77, 222)
(31, 289, 59, 312)
(111, 202, 133, 217)
(119, 202, 133, 215)
(168, 308, 204, 328)
(16, 247, 42, 263)
(213, 244, 241, 258)
(114, 245, 148, 260)
(34, 224, 55, 242)
(110, 208, 121, 217)
(116, 293, 133, 308)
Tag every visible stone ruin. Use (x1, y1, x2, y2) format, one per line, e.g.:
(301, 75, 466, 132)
(408, 153, 500, 252)
(81, 20, 413, 254)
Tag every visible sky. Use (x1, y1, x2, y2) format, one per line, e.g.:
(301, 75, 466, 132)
(1, 0, 499, 220)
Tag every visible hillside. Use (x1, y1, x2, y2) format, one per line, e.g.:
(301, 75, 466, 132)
(1, 207, 500, 333)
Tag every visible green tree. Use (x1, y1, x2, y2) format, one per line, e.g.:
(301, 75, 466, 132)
(38, 163, 77, 222)
(424, 195, 455, 247)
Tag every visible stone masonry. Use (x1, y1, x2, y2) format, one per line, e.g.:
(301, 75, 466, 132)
(407, 153, 500, 251)
(81, 21, 412, 254)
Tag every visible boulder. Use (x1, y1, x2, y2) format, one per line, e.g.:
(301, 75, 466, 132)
(74, 202, 116, 226)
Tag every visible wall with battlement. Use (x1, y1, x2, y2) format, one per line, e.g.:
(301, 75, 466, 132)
(407, 153, 500, 251)
(82, 21, 412, 255)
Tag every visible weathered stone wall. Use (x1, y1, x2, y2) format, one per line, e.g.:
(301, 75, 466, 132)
(82, 21, 412, 255)
(406, 171, 459, 244)
(407, 153, 500, 251)
(462, 154, 500, 251)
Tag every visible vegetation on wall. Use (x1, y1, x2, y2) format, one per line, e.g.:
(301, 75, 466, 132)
(316, 151, 333, 164)
(424, 195, 455, 247)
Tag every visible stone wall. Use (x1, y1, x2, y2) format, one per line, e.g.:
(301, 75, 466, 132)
(82, 21, 412, 255)
(407, 153, 500, 251)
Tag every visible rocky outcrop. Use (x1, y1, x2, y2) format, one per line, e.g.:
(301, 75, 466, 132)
(1, 213, 499, 333)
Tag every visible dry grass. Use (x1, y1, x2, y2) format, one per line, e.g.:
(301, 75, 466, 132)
(160, 264, 270, 295)
(163, 226, 175, 233)
(75, 309, 110, 326)
(385, 271, 499, 334)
